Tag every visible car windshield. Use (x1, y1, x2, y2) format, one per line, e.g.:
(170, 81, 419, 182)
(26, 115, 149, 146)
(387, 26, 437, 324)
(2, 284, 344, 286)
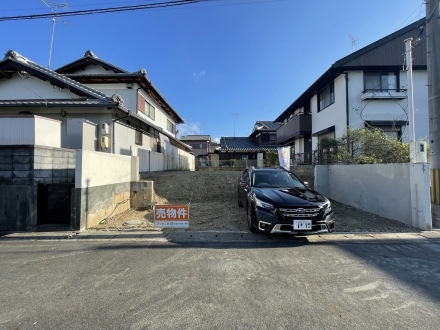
(252, 171, 304, 188)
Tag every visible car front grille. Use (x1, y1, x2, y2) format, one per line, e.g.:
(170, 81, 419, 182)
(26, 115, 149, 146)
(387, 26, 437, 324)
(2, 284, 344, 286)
(279, 207, 321, 219)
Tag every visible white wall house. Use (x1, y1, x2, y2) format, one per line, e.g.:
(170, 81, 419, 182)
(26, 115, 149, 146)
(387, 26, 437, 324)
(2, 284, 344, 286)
(275, 19, 428, 163)
(0, 50, 193, 168)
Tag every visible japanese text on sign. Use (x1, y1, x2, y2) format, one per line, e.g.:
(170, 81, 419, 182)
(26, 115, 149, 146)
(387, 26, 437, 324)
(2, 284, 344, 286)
(154, 204, 189, 228)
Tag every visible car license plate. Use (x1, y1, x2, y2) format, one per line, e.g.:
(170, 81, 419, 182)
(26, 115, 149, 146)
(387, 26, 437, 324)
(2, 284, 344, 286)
(293, 220, 312, 230)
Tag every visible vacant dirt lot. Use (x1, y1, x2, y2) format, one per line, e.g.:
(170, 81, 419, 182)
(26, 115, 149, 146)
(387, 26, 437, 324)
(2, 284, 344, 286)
(92, 170, 419, 233)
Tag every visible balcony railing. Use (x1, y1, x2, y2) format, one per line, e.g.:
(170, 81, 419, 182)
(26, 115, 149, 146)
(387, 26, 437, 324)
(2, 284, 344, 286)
(277, 113, 312, 144)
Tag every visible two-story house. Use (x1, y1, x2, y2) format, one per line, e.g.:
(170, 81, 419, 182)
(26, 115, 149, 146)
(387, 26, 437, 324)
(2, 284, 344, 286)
(218, 121, 282, 167)
(0, 50, 191, 157)
(275, 19, 428, 163)
(179, 135, 211, 165)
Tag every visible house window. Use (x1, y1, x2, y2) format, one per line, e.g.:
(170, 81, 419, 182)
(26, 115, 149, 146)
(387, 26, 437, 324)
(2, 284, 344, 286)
(145, 101, 155, 120)
(167, 120, 174, 133)
(269, 134, 277, 142)
(135, 130, 142, 146)
(364, 71, 398, 92)
(368, 125, 401, 139)
(318, 82, 334, 111)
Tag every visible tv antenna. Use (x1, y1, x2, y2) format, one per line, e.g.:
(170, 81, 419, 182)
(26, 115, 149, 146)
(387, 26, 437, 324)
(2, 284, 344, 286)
(41, 0, 68, 68)
(231, 113, 238, 137)
(349, 33, 356, 53)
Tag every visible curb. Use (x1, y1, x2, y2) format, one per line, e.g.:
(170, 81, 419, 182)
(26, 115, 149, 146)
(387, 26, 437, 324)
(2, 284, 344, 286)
(1, 230, 440, 243)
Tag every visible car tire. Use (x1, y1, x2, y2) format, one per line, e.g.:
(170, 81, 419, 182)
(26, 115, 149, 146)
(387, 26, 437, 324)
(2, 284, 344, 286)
(247, 204, 258, 233)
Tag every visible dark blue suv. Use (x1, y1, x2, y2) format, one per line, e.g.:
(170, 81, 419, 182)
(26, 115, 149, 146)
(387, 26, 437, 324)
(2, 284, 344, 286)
(237, 167, 335, 234)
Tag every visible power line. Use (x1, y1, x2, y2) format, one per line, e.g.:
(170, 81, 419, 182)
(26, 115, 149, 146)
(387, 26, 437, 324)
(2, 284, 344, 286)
(0, 0, 210, 21)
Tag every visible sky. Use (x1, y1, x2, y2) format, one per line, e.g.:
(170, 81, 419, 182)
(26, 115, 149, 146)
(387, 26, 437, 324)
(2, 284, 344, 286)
(0, 0, 426, 143)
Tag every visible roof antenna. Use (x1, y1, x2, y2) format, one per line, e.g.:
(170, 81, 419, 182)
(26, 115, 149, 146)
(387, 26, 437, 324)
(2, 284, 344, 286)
(349, 33, 356, 53)
(231, 113, 238, 137)
(41, 1, 68, 69)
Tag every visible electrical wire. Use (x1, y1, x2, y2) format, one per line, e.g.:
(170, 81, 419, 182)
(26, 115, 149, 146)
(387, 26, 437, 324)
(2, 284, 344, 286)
(0, 0, 211, 21)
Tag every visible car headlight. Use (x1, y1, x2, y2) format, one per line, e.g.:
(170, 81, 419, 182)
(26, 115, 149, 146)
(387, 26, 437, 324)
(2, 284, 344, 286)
(254, 196, 275, 211)
(320, 200, 332, 215)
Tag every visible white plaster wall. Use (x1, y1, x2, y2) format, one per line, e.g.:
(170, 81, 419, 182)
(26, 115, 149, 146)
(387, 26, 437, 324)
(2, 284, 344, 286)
(0, 116, 60, 147)
(35, 116, 61, 147)
(347, 70, 428, 142)
(0, 74, 79, 99)
(315, 163, 431, 230)
(70, 66, 115, 75)
(75, 150, 132, 188)
(137, 90, 177, 137)
(294, 138, 303, 154)
(311, 74, 347, 149)
(115, 122, 138, 156)
(0, 117, 35, 145)
(82, 82, 179, 137)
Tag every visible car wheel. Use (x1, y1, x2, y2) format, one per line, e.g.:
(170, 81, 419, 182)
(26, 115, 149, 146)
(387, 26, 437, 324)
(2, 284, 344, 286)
(247, 205, 258, 233)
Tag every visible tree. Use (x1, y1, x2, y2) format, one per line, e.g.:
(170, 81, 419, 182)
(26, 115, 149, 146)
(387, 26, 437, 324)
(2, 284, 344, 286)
(264, 150, 279, 167)
(318, 127, 410, 164)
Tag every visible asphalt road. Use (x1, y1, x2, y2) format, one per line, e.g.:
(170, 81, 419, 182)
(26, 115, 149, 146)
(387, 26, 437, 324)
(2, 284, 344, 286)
(1, 238, 440, 330)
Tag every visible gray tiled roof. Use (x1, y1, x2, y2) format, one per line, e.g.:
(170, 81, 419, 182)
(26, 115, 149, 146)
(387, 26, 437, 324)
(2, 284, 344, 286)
(55, 50, 129, 74)
(253, 121, 282, 131)
(2, 51, 110, 100)
(0, 99, 116, 107)
(180, 135, 211, 141)
(220, 137, 281, 152)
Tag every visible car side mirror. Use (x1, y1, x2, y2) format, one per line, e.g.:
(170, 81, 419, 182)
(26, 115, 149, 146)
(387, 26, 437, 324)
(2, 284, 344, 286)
(240, 180, 248, 187)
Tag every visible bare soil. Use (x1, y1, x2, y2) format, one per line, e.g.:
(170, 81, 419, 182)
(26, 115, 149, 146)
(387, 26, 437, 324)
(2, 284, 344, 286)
(92, 170, 419, 233)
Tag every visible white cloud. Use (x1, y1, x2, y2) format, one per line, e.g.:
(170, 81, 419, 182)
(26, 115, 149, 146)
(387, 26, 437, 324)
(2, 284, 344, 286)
(176, 123, 201, 138)
(212, 137, 220, 144)
(193, 71, 206, 79)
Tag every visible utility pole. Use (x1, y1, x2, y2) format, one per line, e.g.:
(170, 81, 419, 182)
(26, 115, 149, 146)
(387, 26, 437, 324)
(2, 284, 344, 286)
(404, 37, 416, 162)
(427, 0, 440, 227)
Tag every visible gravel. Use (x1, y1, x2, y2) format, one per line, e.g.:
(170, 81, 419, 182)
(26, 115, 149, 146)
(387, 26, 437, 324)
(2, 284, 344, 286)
(92, 169, 420, 233)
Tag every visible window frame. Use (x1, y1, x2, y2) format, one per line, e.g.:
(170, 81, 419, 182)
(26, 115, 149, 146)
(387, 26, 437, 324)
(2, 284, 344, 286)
(167, 119, 174, 133)
(317, 81, 335, 112)
(145, 101, 155, 120)
(135, 130, 143, 146)
(364, 71, 400, 93)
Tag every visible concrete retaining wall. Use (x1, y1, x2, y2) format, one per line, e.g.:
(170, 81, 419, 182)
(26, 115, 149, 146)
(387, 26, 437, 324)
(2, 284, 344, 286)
(291, 165, 315, 189)
(73, 150, 149, 229)
(315, 163, 431, 230)
(0, 145, 76, 232)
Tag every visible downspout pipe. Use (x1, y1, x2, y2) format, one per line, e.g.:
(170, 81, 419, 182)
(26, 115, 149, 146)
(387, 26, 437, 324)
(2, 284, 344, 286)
(345, 72, 349, 128)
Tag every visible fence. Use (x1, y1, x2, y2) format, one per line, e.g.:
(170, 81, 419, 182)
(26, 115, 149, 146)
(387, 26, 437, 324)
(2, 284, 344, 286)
(138, 148, 195, 172)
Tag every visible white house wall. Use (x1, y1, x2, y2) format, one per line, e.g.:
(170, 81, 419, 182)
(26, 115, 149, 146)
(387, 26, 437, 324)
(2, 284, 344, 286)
(70, 66, 115, 75)
(347, 70, 428, 142)
(79, 81, 178, 138)
(311, 74, 347, 149)
(137, 90, 177, 137)
(0, 74, 79, 99)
